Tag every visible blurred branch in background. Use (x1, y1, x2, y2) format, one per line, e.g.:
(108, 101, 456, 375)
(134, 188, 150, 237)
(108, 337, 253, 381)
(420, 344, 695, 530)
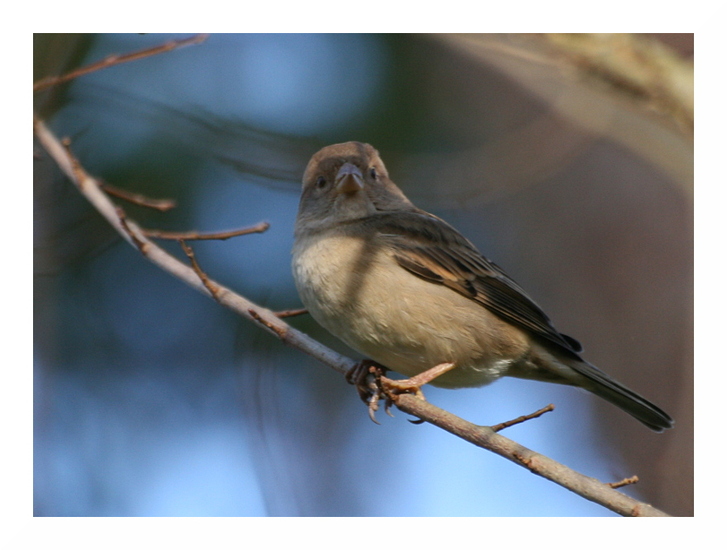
(540, 33, 693, 136)
(33, 34, 209, 93)
(410, 34, 693, 208)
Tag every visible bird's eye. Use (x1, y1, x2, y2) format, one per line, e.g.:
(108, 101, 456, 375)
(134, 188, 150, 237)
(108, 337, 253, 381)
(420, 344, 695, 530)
(316, 176, 327, 189)
(369, 167, 378, 180)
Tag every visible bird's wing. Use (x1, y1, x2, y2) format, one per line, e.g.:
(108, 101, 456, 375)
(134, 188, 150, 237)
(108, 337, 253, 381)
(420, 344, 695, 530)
(369, 211, 583, 356)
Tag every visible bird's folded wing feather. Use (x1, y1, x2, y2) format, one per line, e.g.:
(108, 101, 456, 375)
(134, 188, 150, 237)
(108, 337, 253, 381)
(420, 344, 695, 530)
(369, 211, 583, 356)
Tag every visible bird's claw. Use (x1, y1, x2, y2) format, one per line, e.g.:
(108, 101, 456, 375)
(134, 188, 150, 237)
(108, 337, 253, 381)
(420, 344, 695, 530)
(346, 360, 389, 424)
(346, 360, 457, 423)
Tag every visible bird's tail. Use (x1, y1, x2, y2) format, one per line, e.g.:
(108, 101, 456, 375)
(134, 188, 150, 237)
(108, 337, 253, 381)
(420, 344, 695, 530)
(567, 359, 674, 432)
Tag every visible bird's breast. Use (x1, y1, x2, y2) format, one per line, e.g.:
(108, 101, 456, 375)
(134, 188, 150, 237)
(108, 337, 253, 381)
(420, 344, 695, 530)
(292, 231, 381, 330)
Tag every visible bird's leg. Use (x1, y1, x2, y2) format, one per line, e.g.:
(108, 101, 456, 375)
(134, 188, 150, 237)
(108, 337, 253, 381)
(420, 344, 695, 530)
(380, 362, 456, 399)
(379, 362, 456, 418)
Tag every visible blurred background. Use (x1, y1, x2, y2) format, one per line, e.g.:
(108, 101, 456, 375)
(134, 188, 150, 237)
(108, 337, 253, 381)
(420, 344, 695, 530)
(33, 33, 693, 516)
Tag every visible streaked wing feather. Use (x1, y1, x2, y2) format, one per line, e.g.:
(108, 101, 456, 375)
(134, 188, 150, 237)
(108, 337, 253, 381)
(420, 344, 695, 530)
(371, 211, 583, 356)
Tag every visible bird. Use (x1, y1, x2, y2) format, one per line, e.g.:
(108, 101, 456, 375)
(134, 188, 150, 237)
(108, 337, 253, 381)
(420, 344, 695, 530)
(291, 141, 674, 432)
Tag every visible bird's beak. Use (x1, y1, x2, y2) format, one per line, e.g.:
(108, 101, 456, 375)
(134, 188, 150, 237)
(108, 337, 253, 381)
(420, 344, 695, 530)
(335, 163, 364, 195)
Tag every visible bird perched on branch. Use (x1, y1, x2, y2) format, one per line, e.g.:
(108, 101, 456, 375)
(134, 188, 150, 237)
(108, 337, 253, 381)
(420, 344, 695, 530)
(292, 141, 673, 432)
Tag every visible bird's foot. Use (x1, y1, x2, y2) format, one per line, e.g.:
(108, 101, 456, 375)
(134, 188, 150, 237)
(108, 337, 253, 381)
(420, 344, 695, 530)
(346, 360, 457, 423)
(345, 360, 390, 423)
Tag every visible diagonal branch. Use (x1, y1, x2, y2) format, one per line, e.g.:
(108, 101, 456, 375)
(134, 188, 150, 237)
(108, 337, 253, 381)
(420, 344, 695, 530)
(33, 116, 671, 517)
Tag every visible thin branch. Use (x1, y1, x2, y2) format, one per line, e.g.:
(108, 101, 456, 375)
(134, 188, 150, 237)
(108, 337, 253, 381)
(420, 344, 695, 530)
(115, 206, 150, 253)
(33, 116, 671, 517)
(274, 308, 308, 318)
(144, 222, 270, 241)
(178, 240, 223, 302)
(33, 34, 209, 92)
(101, 182, 177, 211)
(490, 404, 556, 432)
(608, 475, 640, 489)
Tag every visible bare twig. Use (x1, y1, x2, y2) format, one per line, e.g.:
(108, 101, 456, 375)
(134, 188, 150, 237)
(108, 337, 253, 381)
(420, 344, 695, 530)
(178, 240, 223, 302)
(60, 137, 89, 189)
(101, 182, 177, 211)
(608, 475, 640, 489)
(33, 116, 671, 518)
(116, 206, 150, 254)
(490, 404, 556, 432)
(144, 222, 270, 241)
(274, 308, 308, 318)
(33, 34, 209, 92)
(248, 309, 289, 340)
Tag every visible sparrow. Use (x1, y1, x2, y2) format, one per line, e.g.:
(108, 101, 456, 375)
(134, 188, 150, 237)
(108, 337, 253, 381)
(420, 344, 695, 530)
(291, 141, 674, 431)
